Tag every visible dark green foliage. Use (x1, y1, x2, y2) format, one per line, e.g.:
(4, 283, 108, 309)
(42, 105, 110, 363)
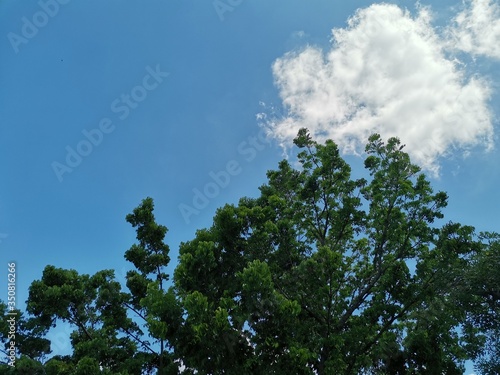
(2, 130, 498, 374)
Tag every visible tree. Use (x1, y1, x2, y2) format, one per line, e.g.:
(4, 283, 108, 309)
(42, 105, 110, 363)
(20, 198, 181, 374)
(0, 302, 50, 374)
(456, 232, 500, 374)
(3, 129, 499, 374)
(168, 129, 480, 374)
(25, 266, 147, 374)
(124, 197, 182, 375)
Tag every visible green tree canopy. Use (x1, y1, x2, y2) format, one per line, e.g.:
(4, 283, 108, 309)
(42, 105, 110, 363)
(1, 129, 498, 374)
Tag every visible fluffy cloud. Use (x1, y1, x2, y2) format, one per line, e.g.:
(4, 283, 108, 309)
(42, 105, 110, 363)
(264, 3, 495, 175)
(448, 0, 500, 59)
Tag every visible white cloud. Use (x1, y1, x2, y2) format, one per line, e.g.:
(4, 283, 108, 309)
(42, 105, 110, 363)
(264, 3, 495, 176)
(447, 0, 500, 59)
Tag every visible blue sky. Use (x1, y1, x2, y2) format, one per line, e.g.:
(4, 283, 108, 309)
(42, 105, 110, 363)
(1, 0, 499, 373)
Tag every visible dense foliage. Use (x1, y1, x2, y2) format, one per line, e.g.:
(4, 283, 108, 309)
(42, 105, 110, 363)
(1, 130, 498, 374)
